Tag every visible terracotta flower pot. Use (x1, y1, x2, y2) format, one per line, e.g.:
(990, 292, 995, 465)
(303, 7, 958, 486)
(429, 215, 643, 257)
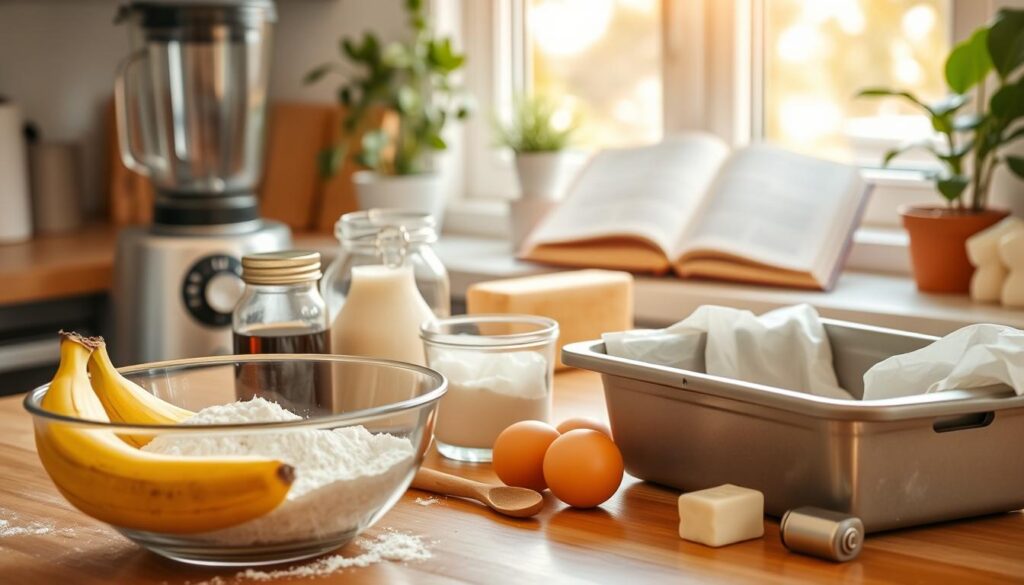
(900, 206, 1010, 294)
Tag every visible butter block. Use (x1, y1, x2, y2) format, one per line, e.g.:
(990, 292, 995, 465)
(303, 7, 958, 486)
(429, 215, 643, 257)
(677, 484, 764, 547)
(467, 270, 634, 369)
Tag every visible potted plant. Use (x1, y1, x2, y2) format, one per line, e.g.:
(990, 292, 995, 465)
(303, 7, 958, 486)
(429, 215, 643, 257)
(494, 94, 582, 247)
(495, 94, 582, 200)
(305, 0, 472, 229)
(858, 8, 1024, 293)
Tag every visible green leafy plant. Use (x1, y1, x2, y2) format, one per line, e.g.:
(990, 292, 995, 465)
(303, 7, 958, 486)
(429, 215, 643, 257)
(305, 0, 472, 177)
(494, 94, 580, 153)
(858, 8, 1024, 211)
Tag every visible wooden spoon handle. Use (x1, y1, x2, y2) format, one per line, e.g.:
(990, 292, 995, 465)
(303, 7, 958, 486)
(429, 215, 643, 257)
(411, 467, 487, 501)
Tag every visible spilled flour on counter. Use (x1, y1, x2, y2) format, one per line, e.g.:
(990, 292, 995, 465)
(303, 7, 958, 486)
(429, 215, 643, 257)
(236, 530, 431, 581)
(415, 496, 440, 507)
(0, 517, 57, 537)
(142, 398, 415, 547)
(0, 510, 75, 538)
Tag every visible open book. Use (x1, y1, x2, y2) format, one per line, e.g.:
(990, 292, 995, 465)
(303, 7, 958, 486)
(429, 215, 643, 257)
(519, 133, 870, 290)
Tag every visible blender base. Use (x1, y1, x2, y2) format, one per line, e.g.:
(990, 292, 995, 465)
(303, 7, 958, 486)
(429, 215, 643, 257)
(111, 220, 291, 365)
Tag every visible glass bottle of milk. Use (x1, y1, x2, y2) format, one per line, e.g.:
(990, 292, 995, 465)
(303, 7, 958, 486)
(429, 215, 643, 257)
(332, 264, 435, 365)
(326, 211, 442, 366)
(322, 210, 449, 323)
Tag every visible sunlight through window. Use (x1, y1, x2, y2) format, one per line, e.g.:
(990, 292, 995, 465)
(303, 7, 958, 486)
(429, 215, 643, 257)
(763, 0, 951, 167)
(528, 0, 662, 147)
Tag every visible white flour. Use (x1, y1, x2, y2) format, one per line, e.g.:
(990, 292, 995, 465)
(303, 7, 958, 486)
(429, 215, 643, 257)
(0, 509, 75, 538)
(236, 530, 431, 581)
(143, 398, 414, 547)
(0, 517, 66, 537)
(430, 349, 548, 399)
(431, 349, 551, 449)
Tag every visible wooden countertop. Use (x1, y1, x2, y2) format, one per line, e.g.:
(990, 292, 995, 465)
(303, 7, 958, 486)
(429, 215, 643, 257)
(1, 370, 1022, 584)
(0, 225, 117, 306)
(0, 225, 336, 307)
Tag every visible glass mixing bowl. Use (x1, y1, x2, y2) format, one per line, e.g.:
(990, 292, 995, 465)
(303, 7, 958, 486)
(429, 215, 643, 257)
(24, 354, 446, 567)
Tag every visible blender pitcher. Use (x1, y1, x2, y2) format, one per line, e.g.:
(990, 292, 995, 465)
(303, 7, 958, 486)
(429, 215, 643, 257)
(110, 1, 290, 364)
(114, 0, 275, 224)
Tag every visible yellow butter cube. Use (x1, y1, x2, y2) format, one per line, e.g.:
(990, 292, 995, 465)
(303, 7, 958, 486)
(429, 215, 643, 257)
(677, 484, 765, 547)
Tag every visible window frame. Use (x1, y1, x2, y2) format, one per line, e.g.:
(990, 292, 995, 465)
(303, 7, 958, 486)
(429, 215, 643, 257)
(444, 0, 1004, 264)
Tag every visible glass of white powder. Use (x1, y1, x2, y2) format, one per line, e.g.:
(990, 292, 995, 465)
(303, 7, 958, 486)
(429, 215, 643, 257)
(25, 354, 447, 567)
(420, 314, 559, 462)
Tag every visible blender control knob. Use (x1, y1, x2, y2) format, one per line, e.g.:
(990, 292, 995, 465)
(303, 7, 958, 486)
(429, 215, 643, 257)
(205, 271, 246, 315)
(181, 254, 243, 326)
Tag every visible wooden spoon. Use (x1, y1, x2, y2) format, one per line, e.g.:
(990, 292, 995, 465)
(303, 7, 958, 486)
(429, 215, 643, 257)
(411, 467, 545, 518)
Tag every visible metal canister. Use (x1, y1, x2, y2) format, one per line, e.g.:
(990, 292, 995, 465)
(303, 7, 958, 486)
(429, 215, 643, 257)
(780, 507, 864, 562)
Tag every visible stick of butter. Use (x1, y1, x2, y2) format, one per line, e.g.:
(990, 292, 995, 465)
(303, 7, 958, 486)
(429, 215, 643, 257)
(467, 270, 633, 369)
(677, 484, 765, 547)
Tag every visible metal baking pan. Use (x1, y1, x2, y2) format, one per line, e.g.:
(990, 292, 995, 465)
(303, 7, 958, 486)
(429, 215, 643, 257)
(562, 318, 1024, 532)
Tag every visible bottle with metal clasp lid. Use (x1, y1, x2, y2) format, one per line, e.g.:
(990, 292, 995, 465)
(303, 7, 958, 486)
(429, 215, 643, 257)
(321, 209, 450, 321)
(322, 210, 446, 366)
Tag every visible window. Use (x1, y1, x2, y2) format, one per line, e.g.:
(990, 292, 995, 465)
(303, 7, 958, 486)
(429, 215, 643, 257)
(455, 0, 664, 204)
(450, 0, 993, 247)
(759, 0, 951, 170)
(528, 0, 662, 148)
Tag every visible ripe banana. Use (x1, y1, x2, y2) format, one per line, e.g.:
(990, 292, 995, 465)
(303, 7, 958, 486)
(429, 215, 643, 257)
(35, 332, 294, 534)
(87, 342, 192, 445)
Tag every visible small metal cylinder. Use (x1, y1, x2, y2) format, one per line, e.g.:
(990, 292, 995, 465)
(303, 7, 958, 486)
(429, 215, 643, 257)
(780, 507, 864, 562)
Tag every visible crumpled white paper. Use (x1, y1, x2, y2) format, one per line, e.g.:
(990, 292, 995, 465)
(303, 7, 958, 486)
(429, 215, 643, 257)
(862, 324, 1024, 399)
(603, 304, 853, 400)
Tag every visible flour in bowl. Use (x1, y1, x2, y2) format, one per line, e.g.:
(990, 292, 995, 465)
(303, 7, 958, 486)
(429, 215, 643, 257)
(143, 397, 415, 546)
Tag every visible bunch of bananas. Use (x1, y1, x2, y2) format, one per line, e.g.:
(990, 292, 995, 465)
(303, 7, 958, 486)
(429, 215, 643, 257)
(34, 332, 294, 534)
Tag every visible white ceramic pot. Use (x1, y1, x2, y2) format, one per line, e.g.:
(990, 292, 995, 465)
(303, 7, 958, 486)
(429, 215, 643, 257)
(509, 198, 559, 251)
(353, 170, 446, 231)
(514, 151, 584, 201)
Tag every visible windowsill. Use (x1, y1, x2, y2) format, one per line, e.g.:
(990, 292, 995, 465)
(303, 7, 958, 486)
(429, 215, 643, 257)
(434, 235, 1024, 336)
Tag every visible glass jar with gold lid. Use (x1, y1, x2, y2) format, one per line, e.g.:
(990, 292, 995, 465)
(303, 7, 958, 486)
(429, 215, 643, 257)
(232, 250, 329, 356)
(232, 250, 331, 407)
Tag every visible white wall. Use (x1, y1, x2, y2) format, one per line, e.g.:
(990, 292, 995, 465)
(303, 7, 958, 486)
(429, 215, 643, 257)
(271, 0, 407, 100)
(0, 0, 406, 216)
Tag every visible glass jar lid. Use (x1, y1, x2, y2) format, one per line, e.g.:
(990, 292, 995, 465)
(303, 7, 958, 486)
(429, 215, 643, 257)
(336, 209, 438, 268)
(241, 250, 321, 285)
(336, 209, 437, 246)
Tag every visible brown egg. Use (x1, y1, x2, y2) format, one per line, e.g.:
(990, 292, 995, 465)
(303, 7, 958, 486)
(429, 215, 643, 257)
(543, 429, 624, 508)
(492, 420, 561, 491)
(556, 417, 612, 439)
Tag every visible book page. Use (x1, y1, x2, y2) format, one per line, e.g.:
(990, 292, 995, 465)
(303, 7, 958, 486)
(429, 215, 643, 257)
(522, 133, 730, 256)
(674, 144, 864, 271)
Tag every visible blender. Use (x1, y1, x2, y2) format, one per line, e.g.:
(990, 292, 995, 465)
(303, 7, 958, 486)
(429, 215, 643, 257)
(111, 0, 290, 364)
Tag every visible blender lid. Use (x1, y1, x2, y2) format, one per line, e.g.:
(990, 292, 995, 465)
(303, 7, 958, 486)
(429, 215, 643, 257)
(117, 0, 277, 27)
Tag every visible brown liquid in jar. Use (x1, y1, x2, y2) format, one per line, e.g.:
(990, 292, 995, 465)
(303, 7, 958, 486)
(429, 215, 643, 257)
(233, 326, 331, 413)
